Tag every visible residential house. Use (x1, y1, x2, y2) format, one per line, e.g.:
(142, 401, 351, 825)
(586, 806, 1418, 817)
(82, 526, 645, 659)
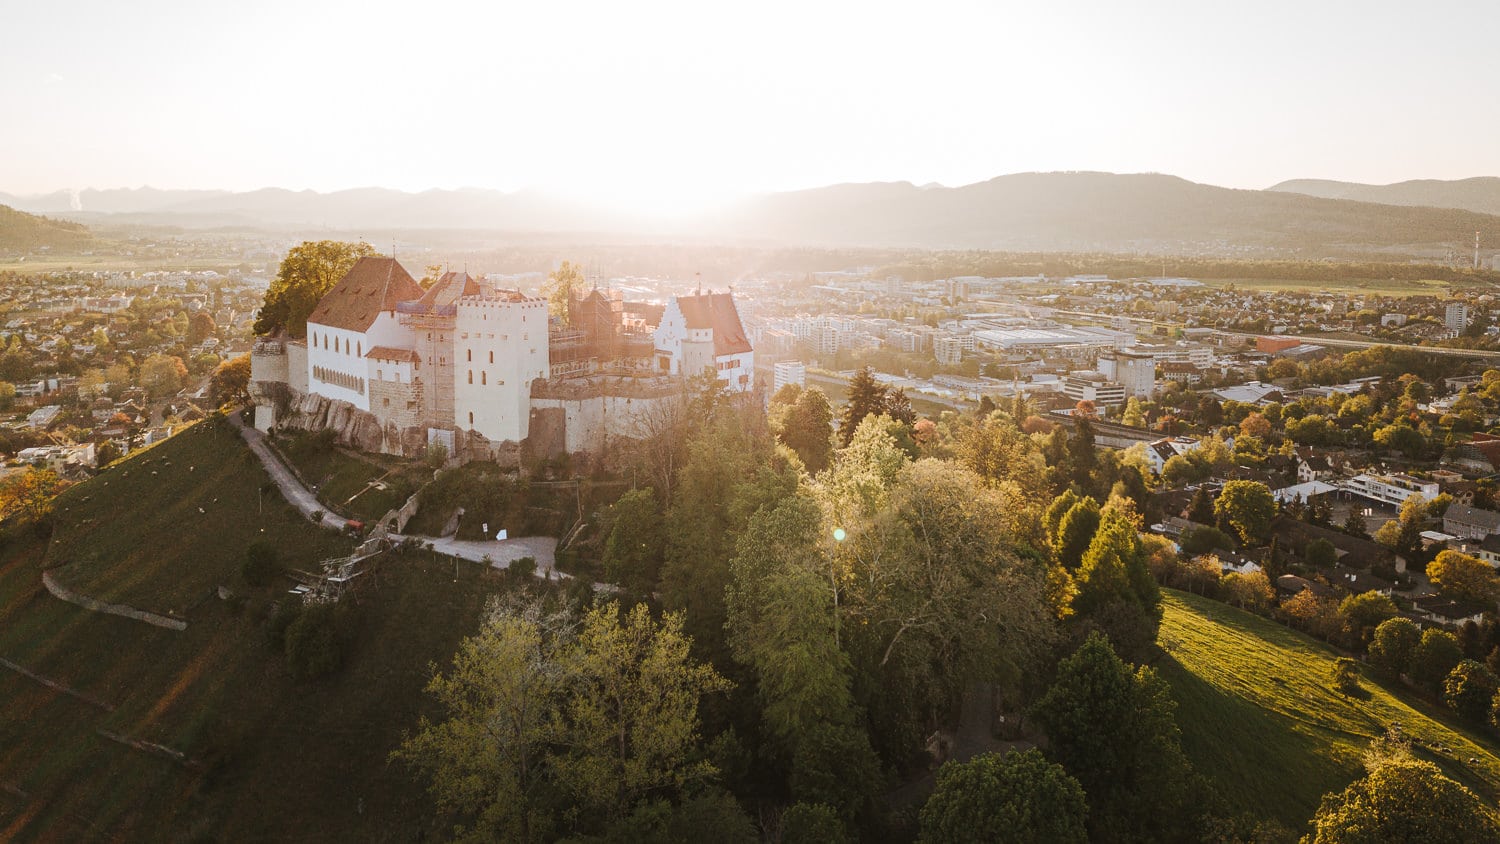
(1442, 503, 1500, 541)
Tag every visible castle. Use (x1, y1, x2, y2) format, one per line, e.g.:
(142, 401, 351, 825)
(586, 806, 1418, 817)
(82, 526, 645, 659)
(250, 257, 754, 461)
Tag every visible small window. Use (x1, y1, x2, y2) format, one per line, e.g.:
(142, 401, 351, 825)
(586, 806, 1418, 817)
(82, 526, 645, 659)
(383, 397, 390, 407)
(468, 412, 474, 425)
(481, 372, 487, 385)
(467, 349, 472, 362)
(489, 351, 494, 363)
(467, 370, 473, 384)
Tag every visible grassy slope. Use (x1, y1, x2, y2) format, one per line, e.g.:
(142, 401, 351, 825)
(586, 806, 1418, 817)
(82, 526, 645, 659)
(45, 419, 353, 615)
(1159, 590, 1500, 830)
(0, 418, 513, 841)
(273, 430, 422, 524)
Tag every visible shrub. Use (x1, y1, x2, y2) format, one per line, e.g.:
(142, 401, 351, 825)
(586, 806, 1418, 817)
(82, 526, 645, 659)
(265, 601, 301, 651)
(1180, 524, 1236, 556)
(1331, 658, 1361, 695)
(782, 802, 849, 844)
(241, 540, 281, 586)
(284, 602, 342, 680)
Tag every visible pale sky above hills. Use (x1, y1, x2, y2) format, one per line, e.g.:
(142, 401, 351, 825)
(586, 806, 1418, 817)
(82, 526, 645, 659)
(3, 0, 1498, 214)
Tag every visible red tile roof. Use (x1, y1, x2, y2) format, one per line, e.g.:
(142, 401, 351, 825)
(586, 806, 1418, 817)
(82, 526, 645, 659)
(366, 346, 420, 363)
(307, 257, 424, 333)
(677, 292, 751, 356)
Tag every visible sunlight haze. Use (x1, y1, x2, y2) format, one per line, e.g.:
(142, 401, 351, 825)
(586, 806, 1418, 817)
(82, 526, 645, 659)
(3, 0, 1499, 209)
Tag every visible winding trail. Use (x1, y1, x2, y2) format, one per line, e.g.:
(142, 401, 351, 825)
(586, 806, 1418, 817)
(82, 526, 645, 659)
(229, 414, 568, 579)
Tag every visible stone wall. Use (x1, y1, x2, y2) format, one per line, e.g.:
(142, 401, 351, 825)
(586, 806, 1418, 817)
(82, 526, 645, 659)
(43, 570, 188, 631)
(369, 378, 423, 431)
(276, 391, 427, 457)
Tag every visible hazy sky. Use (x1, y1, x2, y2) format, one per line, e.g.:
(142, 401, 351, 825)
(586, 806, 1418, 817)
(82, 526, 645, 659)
(3, 0, 1498, 211)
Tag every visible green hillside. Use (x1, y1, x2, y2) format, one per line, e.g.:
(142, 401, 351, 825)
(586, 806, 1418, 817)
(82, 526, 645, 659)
(1159, 590, 1500, 831)
(0, 204, 97, 253)
(0, 416, 518, 841)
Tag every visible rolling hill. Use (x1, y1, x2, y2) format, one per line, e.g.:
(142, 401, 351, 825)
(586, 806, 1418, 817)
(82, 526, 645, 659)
(1270, 177, 1500, 218)
(0, 417, 512, 840)
(0, 205, 98, 254)
(1159, 590, 1500, 832)
(6, 173, 1500, 258)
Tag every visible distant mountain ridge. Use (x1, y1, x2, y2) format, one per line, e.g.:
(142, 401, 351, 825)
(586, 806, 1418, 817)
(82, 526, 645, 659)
(1269, 177, 1500, 217)
(0, 204, 98, 252)
(5, 172, 1500, 258)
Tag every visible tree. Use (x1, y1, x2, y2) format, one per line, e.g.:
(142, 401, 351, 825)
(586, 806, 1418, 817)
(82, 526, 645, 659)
(918, 749, 1088, 844)
(1331, 658, 1362, 696)
(1343, 507, 1368, 538)
(1339, 592, 1397, 645)
(1044, 489, 1080, 542)
(284, 602, 342, 680)
(138, 353, 187, 398)
(1444, 660, 1500, 721)
(1281, 590, 1341, 640)
(1220, 570, 1274, 611)
(1305, 537, 1338, 568)
(1186, 486, 1216, 524)
(187, 310, 217, 345)
(1214, 480, 1276, 546)
(776, 388, 835, 475)
(1239, 411, 1272, 439)
(725, 494, 879, 815)
(0, 468, 64, 523)
(1031, 633, 1196, 842)
(955, 412, 1047, 500)
(1411, 628, 1465, 692)
(1427, 550, 1500, 605)
(1368, 617, 1421, 677)
(209, 353, 252, 407)
(838, 367, 887, 447)
(1179, 524, 1236, 556)
(543, 260, 585, 326)
(782, 802, 850, 844)
(242, 540, 281, 586)
(1306, 737, 1500, 843)
(94, 440, 122, 469)
(396, 598, 731, 841)
(600, 488, 665, 596)
(254, 240, 377, 337)
(1053, 496, 1102, 570)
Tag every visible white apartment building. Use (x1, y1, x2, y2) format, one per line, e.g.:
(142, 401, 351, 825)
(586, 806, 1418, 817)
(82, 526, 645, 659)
(1344, 473, 1441, 507)
(1098, 349, 1156, 398)
(773, 360, 807, 393)
(1063, 371, 1126, 406)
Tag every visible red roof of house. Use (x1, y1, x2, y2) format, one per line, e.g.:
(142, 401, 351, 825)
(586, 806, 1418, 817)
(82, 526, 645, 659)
(307, 257, 423, 333)
(677, 292, 751, 356)
(366, 346, 420, 363)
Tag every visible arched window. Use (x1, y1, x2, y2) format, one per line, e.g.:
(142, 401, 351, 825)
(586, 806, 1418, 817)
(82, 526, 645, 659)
(468, 412, 474, 425)
(489, 351, 494, 363)
(467, 370, 473, 384)
(481, 371, 487, 385)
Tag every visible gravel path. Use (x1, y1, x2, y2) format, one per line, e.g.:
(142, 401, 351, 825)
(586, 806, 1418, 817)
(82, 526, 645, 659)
(229, 413, 563, 578)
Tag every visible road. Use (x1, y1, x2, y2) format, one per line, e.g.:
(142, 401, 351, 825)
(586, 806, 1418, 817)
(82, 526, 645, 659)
(229, 413, 563, 578)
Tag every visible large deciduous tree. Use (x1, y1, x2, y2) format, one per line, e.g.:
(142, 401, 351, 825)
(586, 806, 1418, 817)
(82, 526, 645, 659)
(1213, 480, 1276, 546)
(918, 749, 1088, 844)
(1306, 737, 1500, 843)
(395, 597, 732, 842)
(254, 240, 377, 338)
(1031, 633, 1197, 842)
(209, 353, 252, 407)
(1427, 550, 1500, 605)
(543, 260, 585, 326)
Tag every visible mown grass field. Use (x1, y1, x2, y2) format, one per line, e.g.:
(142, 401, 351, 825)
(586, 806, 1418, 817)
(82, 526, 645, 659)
(0, 417, 519, 841)
(1159, 590, 1500, 831)
(45, 418, 353, 616)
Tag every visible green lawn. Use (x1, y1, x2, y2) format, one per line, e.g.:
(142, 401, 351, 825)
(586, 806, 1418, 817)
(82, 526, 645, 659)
(44, 418, 354, 616)
(272, 430, 423, 523)
(1159, 590, 1500, 830)
(0, 443, 523, 839)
